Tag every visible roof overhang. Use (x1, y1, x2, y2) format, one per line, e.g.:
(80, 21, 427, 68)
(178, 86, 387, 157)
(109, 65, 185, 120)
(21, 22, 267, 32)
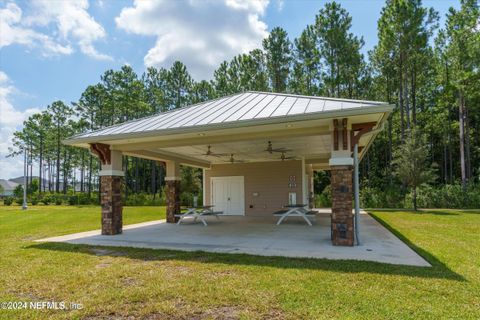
(63, 92, 393, 169)
(64, 104, 393, 148)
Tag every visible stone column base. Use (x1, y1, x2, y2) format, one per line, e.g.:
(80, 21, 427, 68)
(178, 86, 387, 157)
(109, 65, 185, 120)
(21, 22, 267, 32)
(101, 175, 123, 235)
(330, 165, 354, 246)
(166, 180, 181, 223)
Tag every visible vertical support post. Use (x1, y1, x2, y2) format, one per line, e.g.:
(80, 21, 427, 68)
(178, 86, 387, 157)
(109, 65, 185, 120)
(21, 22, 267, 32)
(202, 168, 206, 206)
(100, 175, 123, 235)
(301, 157, 307, 205)
(91, 144, 124, 235)
(354, 144, 360, 245)
(22, 146, 28, 210)
(165, 160, 181, 223)
(329, 118, 354, 246)
(330, 165, 354, 246)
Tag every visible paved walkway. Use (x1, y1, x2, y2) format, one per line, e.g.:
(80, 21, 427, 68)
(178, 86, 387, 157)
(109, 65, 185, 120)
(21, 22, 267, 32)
(36, 210, 430, 267)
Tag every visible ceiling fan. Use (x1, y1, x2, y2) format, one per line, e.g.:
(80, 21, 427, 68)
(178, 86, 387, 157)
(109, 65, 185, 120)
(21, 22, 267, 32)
(280, 152, 295, 161)
(264, 141, 292, 154)
(229, 154, 247, 164)
(200, 145, 228, 157)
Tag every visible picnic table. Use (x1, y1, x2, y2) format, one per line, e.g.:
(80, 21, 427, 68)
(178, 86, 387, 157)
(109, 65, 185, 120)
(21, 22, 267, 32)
(175, 205, 223, 226)
(273, 204, 316, 226)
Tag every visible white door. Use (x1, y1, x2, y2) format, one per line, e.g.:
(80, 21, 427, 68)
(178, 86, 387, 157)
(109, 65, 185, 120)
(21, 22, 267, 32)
(211, 176, 244, 215)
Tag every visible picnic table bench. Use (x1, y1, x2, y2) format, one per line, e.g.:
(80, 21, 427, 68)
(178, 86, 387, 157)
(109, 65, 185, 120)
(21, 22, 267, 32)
(175, 205, 223, 226)
(273, 204, 316, 226)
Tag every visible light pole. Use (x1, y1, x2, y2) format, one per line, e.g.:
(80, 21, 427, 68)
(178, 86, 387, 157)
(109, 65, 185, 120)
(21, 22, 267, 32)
(22, 146, 28, 210)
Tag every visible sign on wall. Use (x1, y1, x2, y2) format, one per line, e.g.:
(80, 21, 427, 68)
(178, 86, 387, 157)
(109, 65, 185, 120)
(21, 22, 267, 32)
(288, 175, 296, 188)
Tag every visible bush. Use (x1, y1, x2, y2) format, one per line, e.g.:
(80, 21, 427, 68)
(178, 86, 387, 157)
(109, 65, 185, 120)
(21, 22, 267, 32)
(68, 195, 79, 205)
(14, 197, 23, 205)
(315, 185, 331, 207)
(124, 190, 167, 206)
(41, 194, 52, 205)
(180, 192, 194, 207)
(3, 197, 13, 206)
(359, 183, 480, 209)
(30, 196, 39, 205)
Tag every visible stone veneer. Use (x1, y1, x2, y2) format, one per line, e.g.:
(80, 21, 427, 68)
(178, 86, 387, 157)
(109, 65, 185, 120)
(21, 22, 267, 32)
(100, 175, 123, 235)
(166, 180, 181, 223)
(330, 165, 354, 246)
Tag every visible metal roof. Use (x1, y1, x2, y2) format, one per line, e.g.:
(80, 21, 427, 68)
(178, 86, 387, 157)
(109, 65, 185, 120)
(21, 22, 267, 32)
(67, 91, 391, 143)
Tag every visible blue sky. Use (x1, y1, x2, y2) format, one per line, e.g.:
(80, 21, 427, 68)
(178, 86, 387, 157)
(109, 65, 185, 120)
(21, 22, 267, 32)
(0, 0, 459, 179)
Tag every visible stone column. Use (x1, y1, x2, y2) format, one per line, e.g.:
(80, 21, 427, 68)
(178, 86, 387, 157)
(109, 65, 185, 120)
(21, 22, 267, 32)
(91, 144, 124, 235)
(100, 175, 123, 235)
(330, 165, 354, 246)
(329, 118, 354, 246)
(165, 160, 181, 223)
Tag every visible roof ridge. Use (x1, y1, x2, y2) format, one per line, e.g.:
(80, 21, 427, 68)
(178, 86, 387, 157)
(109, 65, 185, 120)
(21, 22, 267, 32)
(245, 91, 388, 105)
(71, 91, 245, 139)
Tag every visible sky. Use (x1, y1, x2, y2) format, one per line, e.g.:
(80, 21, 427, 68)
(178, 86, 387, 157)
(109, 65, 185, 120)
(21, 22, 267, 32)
(0, 0, 459, 179)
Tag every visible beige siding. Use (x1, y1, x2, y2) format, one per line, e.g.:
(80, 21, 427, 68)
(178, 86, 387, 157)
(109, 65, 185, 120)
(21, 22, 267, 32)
(205, 160, 303, 216)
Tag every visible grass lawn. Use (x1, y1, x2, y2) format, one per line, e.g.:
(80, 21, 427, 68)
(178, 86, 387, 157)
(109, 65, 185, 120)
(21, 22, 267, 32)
(0, 206, 479, 319)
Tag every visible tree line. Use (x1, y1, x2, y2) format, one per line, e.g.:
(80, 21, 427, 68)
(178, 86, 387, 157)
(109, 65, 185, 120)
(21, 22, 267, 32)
(9, 0, 479, 207)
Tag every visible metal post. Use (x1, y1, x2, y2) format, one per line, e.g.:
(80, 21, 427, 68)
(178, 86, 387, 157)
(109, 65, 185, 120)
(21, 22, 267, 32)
(22, 147, 28, 210)
(354, 143, 360, 245)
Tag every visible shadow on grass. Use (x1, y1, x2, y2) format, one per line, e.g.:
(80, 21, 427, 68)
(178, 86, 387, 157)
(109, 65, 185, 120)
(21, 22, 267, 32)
(29, 239, 464, 282)
(368, 212, 465, 281)
(366, 208, 462, 216)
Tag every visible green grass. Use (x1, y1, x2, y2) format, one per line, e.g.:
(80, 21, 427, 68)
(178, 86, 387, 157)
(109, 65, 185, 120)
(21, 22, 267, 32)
(0, 206, 479, 319)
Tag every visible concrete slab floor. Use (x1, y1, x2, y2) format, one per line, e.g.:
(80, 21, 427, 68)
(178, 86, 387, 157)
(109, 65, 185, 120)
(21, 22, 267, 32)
(36, 210, 430, 267)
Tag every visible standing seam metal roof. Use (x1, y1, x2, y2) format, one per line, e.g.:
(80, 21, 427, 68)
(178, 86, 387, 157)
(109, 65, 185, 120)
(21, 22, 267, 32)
(71, 91, 389, 139)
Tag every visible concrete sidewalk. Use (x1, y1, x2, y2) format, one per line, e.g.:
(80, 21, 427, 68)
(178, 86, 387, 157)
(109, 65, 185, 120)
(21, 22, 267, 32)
(36, 210, 430, 267)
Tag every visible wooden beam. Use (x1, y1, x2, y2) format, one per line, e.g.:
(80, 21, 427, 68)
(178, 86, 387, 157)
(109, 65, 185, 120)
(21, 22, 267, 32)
(333, 119, 339, 151)
(123, 150, 211, 169)
(342, 118, 348, 150)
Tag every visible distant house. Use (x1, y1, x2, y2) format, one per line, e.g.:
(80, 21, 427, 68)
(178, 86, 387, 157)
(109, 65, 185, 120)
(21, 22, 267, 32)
(8, 176, 88, 192)
(0, 179, 19, 197)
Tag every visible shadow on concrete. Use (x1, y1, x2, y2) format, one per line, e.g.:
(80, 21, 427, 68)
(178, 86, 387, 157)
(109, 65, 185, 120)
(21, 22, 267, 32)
(28, 239, 465, 282)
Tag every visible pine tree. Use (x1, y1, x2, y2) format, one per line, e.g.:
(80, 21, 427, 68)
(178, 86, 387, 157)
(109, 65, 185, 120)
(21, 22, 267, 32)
(263, 27, 292, 93)
(393, 128, 437, 210)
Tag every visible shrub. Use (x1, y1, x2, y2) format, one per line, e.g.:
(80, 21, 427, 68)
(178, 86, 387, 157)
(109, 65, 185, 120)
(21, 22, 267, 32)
(124, 191, 167, 206)
(3, 197, 13, 206)
(315, 185, 331, 207)
(41, 194, 52, 205)
(68, 195, 79, 205)
(14, 197, 23, 205)
(180, 192, 194, 207)
(54, 194, 63, 205)
(30, 196, 39, 205)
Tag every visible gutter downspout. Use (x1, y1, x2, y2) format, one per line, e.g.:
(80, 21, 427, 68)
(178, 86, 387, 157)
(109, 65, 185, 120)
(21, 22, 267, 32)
(353, 123, 385, 246)
(354, 143, 360, 245)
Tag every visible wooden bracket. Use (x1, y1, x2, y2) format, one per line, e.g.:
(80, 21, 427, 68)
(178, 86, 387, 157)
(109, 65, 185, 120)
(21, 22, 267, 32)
(333, 119, 339, 151)
(90, 143, 111, 165)
(342, 118, 348, 150)
(350, 122, 376, 151)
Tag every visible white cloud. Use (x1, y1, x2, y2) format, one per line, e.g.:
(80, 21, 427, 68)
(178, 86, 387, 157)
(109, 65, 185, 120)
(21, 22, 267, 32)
(0, 1, 111, 60)
(0, 71, 41, 179)
(0, 2, 73, 55)
(115, 0, 269, 79)
(275, 0, 285, 12)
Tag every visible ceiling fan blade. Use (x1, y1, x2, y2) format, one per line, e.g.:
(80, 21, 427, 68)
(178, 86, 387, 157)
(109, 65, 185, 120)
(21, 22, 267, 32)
(271, 148, 292, 153)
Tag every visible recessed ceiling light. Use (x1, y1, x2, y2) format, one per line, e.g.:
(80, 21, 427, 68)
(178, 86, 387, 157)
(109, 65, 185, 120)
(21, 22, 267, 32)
(286, 124, 293, 128)
(198, 133, 205, 136)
